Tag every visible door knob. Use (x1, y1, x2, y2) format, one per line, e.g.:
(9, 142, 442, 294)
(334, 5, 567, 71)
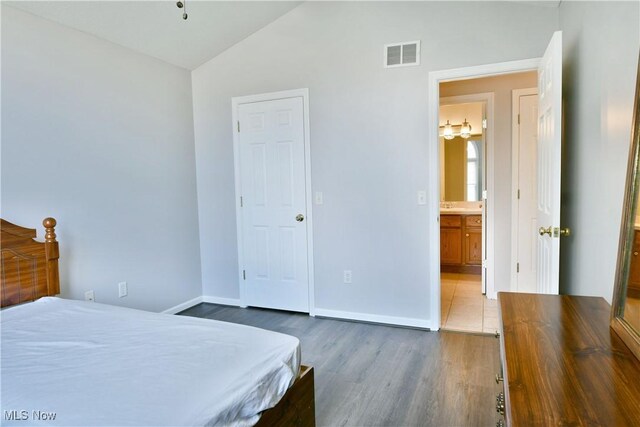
(296, 214, 305, 222)
(559, 227, 571, 237)
(539, 226, 552, 236)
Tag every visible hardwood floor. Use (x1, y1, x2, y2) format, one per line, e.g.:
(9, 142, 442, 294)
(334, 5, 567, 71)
(178, 303, 502, 427)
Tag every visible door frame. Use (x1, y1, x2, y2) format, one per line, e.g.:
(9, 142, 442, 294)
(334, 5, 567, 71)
(440, 93, 494, 296)
(231, 88, 315, 315)
(510, 87, 539, 292)
(427, 58, 540, 331)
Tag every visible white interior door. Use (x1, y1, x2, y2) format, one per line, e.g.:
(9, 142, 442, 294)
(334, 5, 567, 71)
(516, 91, 538, 293)
(481, 107, 487, 295)
(536, 31, 562, 295)
(237, 97, 310, 312)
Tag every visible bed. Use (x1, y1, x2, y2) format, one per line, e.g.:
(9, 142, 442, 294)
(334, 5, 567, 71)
(0, 218, 315, 426)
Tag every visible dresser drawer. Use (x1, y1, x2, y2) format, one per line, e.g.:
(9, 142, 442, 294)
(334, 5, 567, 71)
(465, 215, 482, 228)
(440, 215, 461, 227)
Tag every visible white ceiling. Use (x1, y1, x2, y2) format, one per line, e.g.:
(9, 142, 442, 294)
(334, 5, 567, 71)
(5, 1, 302, 70)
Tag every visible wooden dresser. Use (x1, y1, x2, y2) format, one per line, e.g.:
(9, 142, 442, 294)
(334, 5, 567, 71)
(497, 293, 640, 426)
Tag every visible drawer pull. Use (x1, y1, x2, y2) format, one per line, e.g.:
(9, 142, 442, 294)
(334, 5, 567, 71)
(466, 233, 470, 237)
(476, 219, 481, 224)
(635, 252, 639, 256)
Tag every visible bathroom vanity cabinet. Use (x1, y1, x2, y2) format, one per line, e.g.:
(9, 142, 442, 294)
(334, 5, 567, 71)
(440, 214, 482, 274)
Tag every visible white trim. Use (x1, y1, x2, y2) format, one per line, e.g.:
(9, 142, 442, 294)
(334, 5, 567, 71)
(510, 87, 539, 292)
(231, 88, 315, 315)
(202, 295, 242, 307)
(161, 296, 203, 314)
(428, 58, 541, 331)
(440, 93, 495, 300)
(314, 308, 431, 330)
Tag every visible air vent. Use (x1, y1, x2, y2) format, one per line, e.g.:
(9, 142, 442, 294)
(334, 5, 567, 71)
(384, 41, 420, 68)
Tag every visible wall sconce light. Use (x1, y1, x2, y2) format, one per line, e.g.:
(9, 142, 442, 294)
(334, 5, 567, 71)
(460, 118, 472, 139)
(440, 118, 473, 139)
(443, 120, 454, 140)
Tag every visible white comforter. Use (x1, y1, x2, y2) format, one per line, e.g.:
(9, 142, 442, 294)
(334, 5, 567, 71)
(1, 297, 300, 426)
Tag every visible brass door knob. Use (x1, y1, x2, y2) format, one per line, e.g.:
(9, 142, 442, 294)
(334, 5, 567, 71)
(539, 226, 552, 236)
(296, 214, 305, 222)
(559, 227, 571, 237)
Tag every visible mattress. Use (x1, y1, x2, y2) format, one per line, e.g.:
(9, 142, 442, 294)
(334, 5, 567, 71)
(1, 297, 300, 426)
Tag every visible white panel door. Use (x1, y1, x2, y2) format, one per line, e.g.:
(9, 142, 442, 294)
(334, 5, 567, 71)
(238, 97, 309, 312)
(536, 31, 562, 295)
(516, 93, 538, 293)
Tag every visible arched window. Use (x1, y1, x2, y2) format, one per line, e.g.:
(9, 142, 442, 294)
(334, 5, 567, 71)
(466, 141, 479, 201)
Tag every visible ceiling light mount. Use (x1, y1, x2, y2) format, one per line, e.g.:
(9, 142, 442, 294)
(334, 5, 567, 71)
(176, 0, 188, 20)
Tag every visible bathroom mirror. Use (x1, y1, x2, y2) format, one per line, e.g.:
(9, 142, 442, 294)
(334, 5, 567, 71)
(611, 54, 640, 360)
(439, 102, 485, 202)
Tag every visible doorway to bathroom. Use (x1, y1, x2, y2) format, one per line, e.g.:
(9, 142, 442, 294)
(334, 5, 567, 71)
(436, 71, 539, 333)
(438, 95, 493, 333)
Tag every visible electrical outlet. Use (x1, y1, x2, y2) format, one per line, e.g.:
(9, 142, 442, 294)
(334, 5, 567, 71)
(315, 191, 323, 205)
(343, 270, 352, 284)
(85, 290, 95, 302)
(118, 282, 128, 298)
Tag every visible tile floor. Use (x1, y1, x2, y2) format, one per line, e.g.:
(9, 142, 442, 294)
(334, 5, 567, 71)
(440, 272, 499, 334)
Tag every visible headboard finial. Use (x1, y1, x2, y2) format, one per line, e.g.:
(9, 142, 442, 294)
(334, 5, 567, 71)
(43, 217, 57, 242)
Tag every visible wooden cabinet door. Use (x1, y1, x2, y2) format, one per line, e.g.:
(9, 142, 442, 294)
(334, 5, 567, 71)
(441, 228, 462, 264)
(629, 231, 640, 293)
(464, 228, 482, 265)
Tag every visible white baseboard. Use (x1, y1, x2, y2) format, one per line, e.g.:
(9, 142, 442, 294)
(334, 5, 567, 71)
(313, 308, 432, 330)
(162, 296, 203, 314)
(164, 297, 431, 329)
(202, 295, 242, 307)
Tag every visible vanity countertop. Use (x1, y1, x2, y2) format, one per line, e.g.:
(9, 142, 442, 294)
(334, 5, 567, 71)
(440, 207, 482, 215)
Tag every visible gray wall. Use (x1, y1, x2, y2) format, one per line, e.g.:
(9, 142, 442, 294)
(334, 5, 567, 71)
(559, 1, 640, 302)
(1, 6, 202, 312)
(192, 1, 558, 323)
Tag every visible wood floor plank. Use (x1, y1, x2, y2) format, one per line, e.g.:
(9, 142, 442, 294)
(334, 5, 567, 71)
(178, 303, 501, 426)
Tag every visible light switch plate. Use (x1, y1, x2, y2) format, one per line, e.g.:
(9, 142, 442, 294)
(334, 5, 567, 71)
(417, 190, 427, 205)
(343, 270, 352, 284)
(118, 282, 128, 298)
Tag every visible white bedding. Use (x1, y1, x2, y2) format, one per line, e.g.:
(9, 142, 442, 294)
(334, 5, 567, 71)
(1, 297, 300, 426)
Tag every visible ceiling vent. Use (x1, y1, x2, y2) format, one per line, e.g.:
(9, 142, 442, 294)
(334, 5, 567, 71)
(384, 41, 420, 68)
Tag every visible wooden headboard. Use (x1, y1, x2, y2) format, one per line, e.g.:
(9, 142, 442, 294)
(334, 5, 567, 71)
(1, 218, 60, 308)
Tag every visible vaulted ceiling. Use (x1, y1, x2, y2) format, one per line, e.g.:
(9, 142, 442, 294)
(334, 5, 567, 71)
(5, 1, 561, 70)
(5, 1, 302, 70)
